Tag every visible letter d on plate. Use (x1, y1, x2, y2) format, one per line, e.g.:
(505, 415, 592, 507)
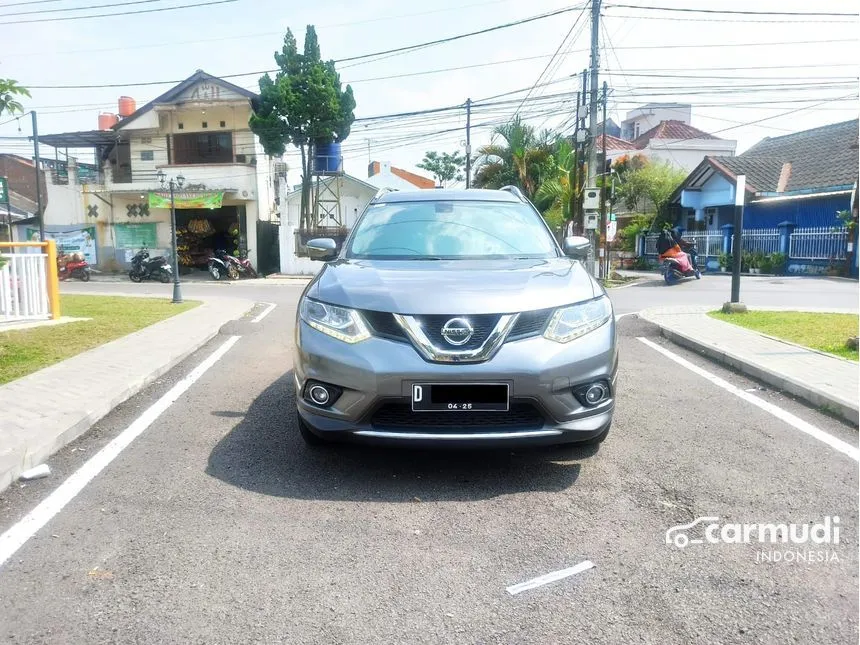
(413, 384, 423, 402)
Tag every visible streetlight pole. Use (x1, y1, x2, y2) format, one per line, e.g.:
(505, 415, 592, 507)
(158, 169, 184, 304)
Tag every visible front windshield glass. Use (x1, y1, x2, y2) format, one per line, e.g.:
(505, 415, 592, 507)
(345, 200, 559, 260)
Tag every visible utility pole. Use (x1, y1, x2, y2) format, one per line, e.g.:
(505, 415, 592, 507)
(465, 98, 472, 189)
(728, 174, 746, 309)
(600, 81, 608, 278)
(586, 0, 601, 275)
(31, 111, 44, 242)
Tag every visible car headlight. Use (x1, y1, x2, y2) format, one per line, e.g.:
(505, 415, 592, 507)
(543, 296, 612, 343)
(300, 298, 370, 344)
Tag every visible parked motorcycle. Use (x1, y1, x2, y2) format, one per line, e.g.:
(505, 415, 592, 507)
(129, 248, 172, 283)
(660, 249, 701, 285)
(226, 249, 257, 279)
(57, 252, 91, 282)
(208, 249, 239, 281)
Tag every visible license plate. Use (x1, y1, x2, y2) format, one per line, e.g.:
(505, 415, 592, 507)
(411, 383, 509, 412)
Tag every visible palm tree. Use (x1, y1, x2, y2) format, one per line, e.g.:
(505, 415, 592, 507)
(535, 138, 579, 228)
(472, 116, 552, 199)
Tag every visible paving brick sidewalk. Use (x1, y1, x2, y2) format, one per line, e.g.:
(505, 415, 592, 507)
(639, 305, 859, 426)
(0, 295, 253, 492)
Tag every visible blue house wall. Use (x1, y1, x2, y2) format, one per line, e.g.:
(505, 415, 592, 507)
(744, 195, 850, 228)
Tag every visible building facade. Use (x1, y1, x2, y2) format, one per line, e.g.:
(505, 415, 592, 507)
(33, 71, 278, 273)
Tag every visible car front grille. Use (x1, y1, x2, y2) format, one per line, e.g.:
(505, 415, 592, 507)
(361, 310, 408, 340)
(508, 307, 554, 339)
(413, 314, 500, 351)
(361, 308, 555, 346)
(370, 402, 545, 432)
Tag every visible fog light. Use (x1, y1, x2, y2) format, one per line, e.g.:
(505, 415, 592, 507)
(309, 385, 330, 405)
(572, 380, 611, 407)
(303, 380, 342, 408)
(584, 384, 607, 405)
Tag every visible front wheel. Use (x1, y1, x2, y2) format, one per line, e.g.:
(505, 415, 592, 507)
(80, 271, 90, 282)
(159, 270, 171, 283)
(129, 270, 142, 283)
(209, 263, 222, 280)
(663, 267, 679, 286)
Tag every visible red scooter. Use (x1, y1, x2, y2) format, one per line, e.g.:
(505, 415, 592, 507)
(57, 252, 91, 281)
(225, 249, 258, 279)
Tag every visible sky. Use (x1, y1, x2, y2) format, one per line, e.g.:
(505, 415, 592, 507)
(0, 0, 857, 184)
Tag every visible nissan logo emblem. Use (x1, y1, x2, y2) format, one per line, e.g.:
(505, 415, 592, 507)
(440, 317, 474, 346)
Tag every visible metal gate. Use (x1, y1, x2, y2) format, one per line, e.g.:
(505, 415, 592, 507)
(256, 220, 280, 276)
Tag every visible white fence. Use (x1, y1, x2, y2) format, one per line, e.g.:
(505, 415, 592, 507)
(789, 227, 849, 260)
(684, 231, 723, 259)
(1, 252, 51, 323)
(733, 228, 781, 254)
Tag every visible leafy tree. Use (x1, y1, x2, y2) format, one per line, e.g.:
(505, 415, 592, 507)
(417, 150, 465, 187)
(616, 158, 686, 221)
(250, 26, 356, 229)
(0, 78, 30, 116)
(535, 137, 579, 229)
(472, 116, 552, 199)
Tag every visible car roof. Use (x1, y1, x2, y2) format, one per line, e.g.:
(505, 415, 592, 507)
(373, 188, 521, 203)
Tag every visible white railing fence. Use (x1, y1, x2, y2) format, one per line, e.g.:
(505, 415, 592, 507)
(1, 252, 51, 323)
(732, 228, 780, 255)
(789, 227, 849, 261)
(684, 232, 723, 258)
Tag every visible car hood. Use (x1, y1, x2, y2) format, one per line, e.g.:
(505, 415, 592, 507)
(309, 258, 601, 314)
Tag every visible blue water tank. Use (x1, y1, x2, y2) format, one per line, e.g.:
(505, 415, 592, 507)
(314, 140, 343, 174)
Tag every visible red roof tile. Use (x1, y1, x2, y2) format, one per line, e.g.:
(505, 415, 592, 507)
(633, 120, 719, 149)
(597, 134, 634, 151)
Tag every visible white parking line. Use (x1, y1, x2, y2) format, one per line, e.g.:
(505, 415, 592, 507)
(0, 335, 242, 570)
(506, 560, 595, 595)
(252, 302, 277, 323)
(637, 337, 859, 462)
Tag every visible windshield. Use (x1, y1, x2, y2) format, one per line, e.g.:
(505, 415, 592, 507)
(345, 200, 559, 260)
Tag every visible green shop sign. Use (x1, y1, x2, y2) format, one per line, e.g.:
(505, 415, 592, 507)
(114, 222, 158, 249)
(148, 191, 223, 210)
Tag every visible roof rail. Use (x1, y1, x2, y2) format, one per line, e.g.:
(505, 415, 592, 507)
(499, 185, 528, 202)
(372, 187, 398, 201)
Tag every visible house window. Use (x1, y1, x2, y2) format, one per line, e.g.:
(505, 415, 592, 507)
(202, 121, 208, 129)
(705, 207, 717, 227)
(140, 150, 154, 161)
(141, 136, 152, 144)
(172, 132, 233, 164)
(177, 123, 184, 130)
(220, 120, 226, 128)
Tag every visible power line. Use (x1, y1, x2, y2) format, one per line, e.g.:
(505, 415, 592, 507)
(512, 4, 589, 118)
(0, 0, 237, 25)
(606, 13, 856, 24)
(0, 0, 162, 18)
(604, 4, 858, 18)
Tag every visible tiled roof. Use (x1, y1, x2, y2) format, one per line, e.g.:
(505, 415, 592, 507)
(368, 161, 435, 189)
(597, 134, 634, 151)
(732, 119, 859, 192)
(633, 120, 719, 149)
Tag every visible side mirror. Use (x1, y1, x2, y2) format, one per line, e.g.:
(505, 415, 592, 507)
(306, 238, 338, 261)
(563, 236, 591, 260)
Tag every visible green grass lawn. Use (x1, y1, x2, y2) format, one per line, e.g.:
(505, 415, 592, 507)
(709, 310, 859, 361)
(0, 295, 199, 385)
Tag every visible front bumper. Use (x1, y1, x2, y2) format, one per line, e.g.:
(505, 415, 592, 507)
(293, 317, 618, 445)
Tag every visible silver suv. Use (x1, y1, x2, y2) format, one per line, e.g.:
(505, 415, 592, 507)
(293, 187, 618, 447)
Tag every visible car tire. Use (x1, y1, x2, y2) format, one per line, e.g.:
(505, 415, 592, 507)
(297, 412, 327, 447)
(581, 424, 610, 446)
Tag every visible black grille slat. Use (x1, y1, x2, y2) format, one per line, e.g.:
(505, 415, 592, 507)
(509, 308, 554, 339)
(370, 402, 544, 432)
(361, 310, 407, 340)
(416, 314, 500, 351)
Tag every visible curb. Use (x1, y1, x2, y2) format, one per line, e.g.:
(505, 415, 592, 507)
(0, 298, 254, 493)
(640, 310, 859, 426)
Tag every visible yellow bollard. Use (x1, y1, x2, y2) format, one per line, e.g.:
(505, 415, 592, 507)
(44, 240, 61, 319)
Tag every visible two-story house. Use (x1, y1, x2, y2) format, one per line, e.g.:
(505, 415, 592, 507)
(36, 71, 278, 273)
